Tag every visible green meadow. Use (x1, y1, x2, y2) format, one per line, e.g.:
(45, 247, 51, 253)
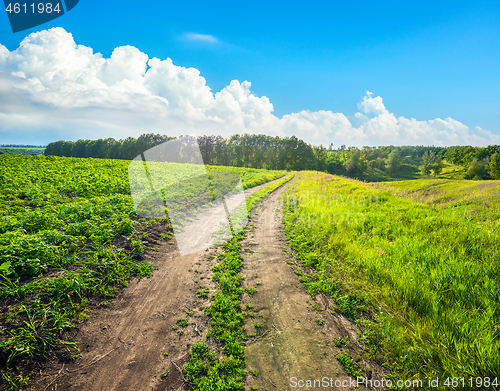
(283, 172, 500, 386)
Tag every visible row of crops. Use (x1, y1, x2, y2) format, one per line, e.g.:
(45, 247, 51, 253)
(0, 154, 286, 387)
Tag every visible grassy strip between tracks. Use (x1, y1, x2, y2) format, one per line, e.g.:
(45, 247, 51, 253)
(182, 174, 294, 391)
(281, 171, 500, 390)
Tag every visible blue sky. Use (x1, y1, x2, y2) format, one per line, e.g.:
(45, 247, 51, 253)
(0, 0, 499, 146)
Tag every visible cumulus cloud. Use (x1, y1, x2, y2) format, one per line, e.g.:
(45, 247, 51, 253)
(0, 27, 498, 146)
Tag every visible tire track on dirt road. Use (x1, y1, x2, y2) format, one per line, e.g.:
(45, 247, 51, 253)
(241, 180, 379, 391)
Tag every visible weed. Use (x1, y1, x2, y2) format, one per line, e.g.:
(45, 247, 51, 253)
(245, 287, 257, 295)
(336, 352, 362, 378)
(177, 318, 189, 327)
(316, 318, 324, 326)
(333, 336, 349, 347)
(62, 351, 79, 361)
(1, 372, 29, 390)
(197, 288, 210, 298)
(161, 369, 170, 378)
(249, 369, 258, 377)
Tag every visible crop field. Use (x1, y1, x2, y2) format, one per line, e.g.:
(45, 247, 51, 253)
(0, 154, 286, 387)
(283, 172, 500, 385)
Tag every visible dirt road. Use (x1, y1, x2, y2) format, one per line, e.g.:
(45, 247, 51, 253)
(32, 177, 381, 390)
(32, 179, 277, 391)
(241, 180, 375, 390)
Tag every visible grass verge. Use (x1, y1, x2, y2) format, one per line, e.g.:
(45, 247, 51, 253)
(282, 171, 500, 389)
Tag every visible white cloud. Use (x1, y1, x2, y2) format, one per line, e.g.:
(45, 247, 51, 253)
(0, 27, 498, 147)
(183, 33, 218, 43)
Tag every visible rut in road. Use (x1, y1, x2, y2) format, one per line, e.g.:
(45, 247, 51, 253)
(241, 180, 379, 390)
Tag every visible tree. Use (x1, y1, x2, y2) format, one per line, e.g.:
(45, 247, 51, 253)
(386, 149, 402, 174)
(60, 141, 74, 157)
(430, 156, 444, 177)
(465, 158, 489, 179)
(343, 149, 367, 175)
(421, 151, 435, 175)
(71, 139, 89, 158)
(44, 141, 64, 156)
(489, 153, 500, 179)
(344, 155, 358, 174)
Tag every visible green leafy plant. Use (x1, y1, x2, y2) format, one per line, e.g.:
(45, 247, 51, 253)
(161, 369, 170, 378)
(177, 318, 189, 327)
(333, 336, 349, 347)
(336, 352, 362, 377)
(245, 287, 257, 295)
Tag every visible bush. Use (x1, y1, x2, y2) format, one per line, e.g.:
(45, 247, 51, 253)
(465, 158, 489, 179)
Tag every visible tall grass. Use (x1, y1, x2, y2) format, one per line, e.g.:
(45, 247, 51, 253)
(283, 172, 500, 386)
(373, 179, 500, 224)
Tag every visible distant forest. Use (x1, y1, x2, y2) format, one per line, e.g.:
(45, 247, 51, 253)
(44, 134, 327, 171)
(0, 145, 45, 156)
(44, 134, 500, 180)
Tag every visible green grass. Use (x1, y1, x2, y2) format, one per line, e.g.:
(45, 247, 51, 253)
(335, 352, 362, 378)
(374, 178, 500, 224)
(283, 171, 500, 386)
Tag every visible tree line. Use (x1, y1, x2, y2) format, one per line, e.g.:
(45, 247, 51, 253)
(329, 144, 500, 179)
(44, 133, 328, 171)
(44, 134, 500, 180)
